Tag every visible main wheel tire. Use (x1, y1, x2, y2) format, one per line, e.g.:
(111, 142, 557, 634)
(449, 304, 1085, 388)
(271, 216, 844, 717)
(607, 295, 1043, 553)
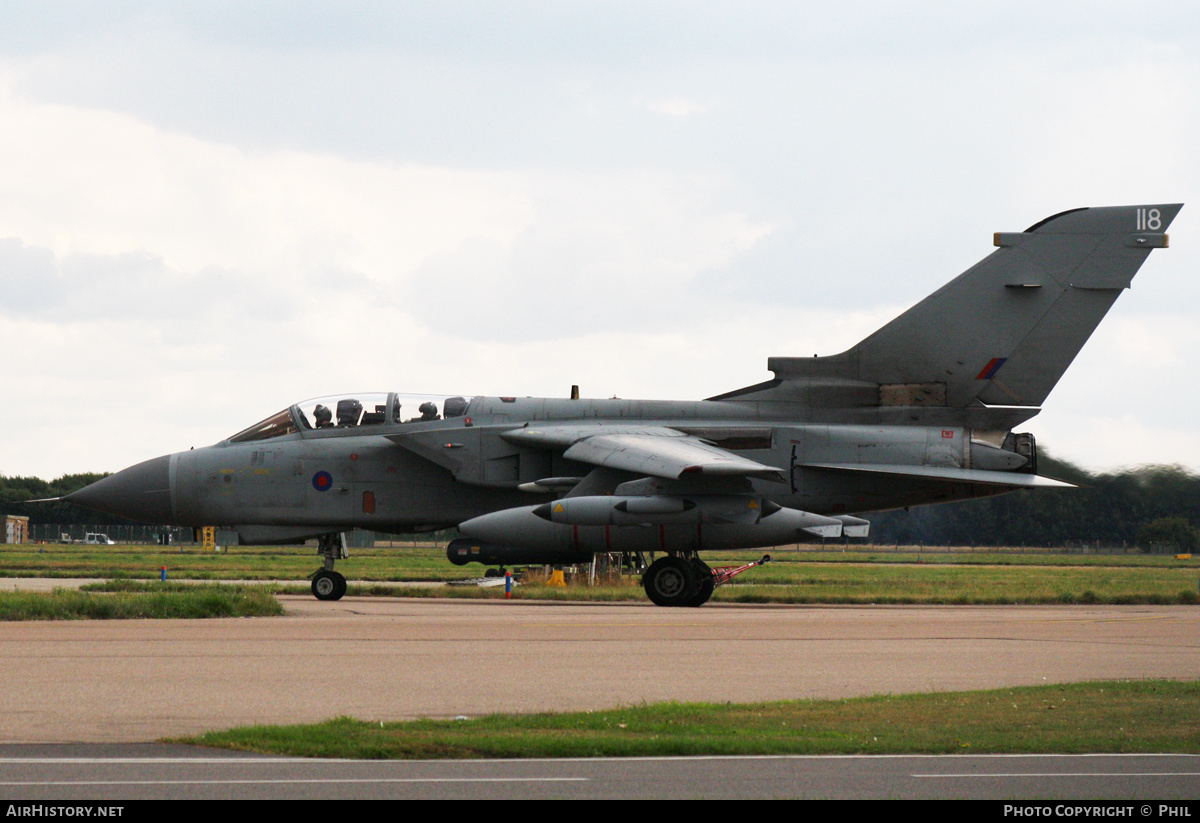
(686, 558, 715, 607)
(312, 570, 346, 601)
(642, 557, 699, 607)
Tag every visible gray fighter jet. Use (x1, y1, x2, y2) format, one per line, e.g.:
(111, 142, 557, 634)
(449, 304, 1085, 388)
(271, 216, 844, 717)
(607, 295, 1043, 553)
(65, 204, 1181, 606)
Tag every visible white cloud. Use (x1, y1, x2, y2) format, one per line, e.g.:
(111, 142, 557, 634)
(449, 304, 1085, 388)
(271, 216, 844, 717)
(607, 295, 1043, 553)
(0, 78, 536, 278)
(637, 97, 709, 117)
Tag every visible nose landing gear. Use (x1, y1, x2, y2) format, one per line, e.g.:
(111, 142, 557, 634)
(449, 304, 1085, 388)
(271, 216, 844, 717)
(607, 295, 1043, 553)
(310, 532, 349, 601)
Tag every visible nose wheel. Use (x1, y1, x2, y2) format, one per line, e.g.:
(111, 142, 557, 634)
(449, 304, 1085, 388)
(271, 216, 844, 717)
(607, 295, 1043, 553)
(311, 569, 347, 601)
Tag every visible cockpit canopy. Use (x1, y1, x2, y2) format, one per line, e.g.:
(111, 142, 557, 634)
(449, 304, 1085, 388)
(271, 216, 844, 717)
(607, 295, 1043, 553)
(228, 392, 470, 444)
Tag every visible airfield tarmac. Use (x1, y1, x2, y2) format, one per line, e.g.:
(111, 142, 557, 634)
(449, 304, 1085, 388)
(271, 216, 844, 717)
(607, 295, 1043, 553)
(1, 597, 1198, 743)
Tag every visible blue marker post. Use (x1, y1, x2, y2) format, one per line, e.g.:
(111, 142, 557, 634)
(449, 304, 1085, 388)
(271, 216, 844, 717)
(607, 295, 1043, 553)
(505, 571, 512, 600)
(161, 566, 167, 582)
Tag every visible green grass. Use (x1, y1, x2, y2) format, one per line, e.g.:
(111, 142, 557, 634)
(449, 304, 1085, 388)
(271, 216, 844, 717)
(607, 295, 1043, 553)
(3, 542, 1198, 605)
(0, 584, 284, 620)
(708, 563, 1200, 605)
(179, 679, 1200, 759)
(0, 541, 466, 582)
(765, 548, 1200, 567)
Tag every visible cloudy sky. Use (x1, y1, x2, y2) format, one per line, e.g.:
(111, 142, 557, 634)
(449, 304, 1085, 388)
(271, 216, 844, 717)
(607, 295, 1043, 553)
(2, 1, 1198, 479)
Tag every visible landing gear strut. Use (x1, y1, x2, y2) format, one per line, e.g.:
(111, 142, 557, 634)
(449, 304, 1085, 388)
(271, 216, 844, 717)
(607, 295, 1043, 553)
(311, 532, 349, 601)
(642, 554, 714, 608)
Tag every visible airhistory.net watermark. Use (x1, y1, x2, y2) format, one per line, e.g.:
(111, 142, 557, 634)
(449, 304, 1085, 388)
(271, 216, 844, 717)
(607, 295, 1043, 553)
(6, 807, 123, 818)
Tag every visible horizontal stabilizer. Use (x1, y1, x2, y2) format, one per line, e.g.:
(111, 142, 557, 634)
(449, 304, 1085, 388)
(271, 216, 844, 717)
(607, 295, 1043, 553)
(803, 462, 1074, 488)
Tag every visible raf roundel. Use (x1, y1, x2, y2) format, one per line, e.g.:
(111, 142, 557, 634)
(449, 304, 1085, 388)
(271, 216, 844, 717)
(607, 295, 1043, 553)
(312, 471, 333, 492)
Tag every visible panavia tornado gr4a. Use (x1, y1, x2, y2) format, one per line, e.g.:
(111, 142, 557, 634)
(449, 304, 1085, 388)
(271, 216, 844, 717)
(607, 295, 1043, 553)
(65, 204, 1181, 606)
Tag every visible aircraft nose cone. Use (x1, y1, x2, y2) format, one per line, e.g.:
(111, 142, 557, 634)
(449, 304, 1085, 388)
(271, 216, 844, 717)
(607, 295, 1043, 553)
(66, 454, 174, 523)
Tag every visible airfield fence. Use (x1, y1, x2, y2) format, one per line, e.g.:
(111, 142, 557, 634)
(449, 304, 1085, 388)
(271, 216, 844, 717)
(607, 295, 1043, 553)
(23, 523, 451, 549)
(28, 523, 195, 545)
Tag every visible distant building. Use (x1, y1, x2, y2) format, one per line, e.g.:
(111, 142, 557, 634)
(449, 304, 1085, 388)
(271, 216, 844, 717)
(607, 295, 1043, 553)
(4, 515, 30, 544)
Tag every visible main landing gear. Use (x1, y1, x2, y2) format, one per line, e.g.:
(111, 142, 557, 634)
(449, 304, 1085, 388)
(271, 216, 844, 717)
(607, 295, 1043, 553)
(311, 532, 349, 601)
(642, 554, 715, 608)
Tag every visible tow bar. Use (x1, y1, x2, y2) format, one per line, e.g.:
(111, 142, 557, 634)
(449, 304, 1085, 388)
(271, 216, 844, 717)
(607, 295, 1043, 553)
(710, 554, 772, 587)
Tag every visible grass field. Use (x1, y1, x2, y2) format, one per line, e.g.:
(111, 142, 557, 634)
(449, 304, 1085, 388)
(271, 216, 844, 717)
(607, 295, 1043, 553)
(0, 582, 283, 620)
(180, 680, 1200, 759)
(2, 541, 1198, 605)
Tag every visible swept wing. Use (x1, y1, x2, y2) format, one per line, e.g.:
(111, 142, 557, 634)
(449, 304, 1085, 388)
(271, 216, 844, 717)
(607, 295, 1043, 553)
(500, 425, 785, 481)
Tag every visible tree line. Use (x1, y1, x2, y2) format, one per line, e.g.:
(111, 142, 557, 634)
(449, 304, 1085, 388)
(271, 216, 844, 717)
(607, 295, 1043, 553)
(0, 472, 124, 526)
(869, 454, 1200, 549)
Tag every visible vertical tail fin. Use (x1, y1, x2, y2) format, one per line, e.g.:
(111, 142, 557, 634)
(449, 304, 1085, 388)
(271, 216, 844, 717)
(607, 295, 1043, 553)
(764, 204, 1181, 408)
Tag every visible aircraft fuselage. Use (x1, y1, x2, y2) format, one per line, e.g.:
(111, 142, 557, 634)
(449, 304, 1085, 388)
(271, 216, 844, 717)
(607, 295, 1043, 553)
(101, 394, 1028, 543)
